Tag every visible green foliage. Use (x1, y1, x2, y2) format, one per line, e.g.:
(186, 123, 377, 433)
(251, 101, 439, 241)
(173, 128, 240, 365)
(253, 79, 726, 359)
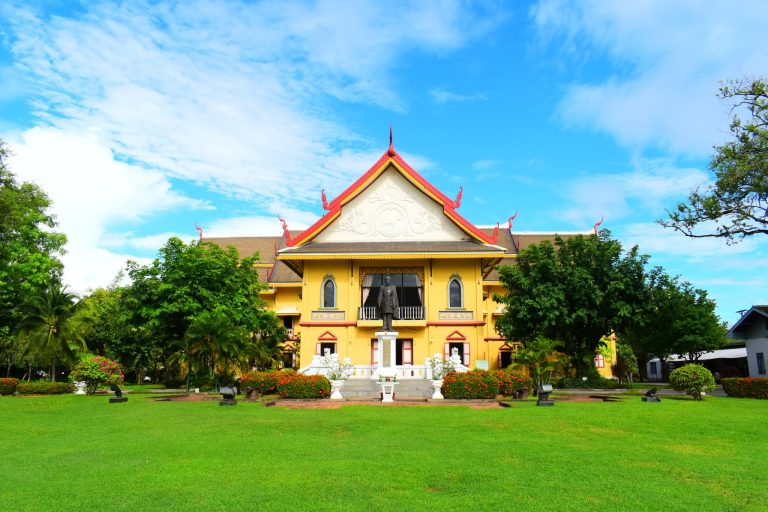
(507, 337, 566, 392)
(69, 356, 124, 395)
(624, 268, 726, 372)
(16, 381, 75, 394)
(16, 282, 85, 381)
(0, 141, 67, 339)
(491, 369, 530, 396)
(0, 377, 18, 394)
(122, 237, 281, 384)
(240, 371, 282, 394)
(558, 376, 623, 389)
(669, 364, 715, 400)
(721, 377, 768, 399)
(276, 373, 330, 399)
(495, 230, 647, 374)
(613, 341, 639, 385)
(441, 370, 500, 399)
(662, 77, 768, 242)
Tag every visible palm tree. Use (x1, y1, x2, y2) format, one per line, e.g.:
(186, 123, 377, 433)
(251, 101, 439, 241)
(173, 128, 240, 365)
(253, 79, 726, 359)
(16, 282, 84, 382)
(183, 307, 249, 388)
(511, 337, 566, 395)
(250, 320, 286, 371)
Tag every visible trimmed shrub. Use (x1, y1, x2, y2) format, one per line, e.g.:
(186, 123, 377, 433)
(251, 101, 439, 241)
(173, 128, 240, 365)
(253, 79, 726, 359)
(721, 377, 768, 399)
(277, 373, 330, 399)
(669, 364, 715, 400)
(240, 371, 282, 394)
(0, 377, 19, 395)
(441, 370, 500, 399)
(17, 381, 76, 395)
(492, 370, 531, 396)
(69, 356, 124, 395)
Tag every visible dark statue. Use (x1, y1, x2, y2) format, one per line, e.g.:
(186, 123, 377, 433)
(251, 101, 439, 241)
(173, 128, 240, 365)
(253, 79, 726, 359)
(377, 275, 399, 331)
(642, 386, 660, 402)
(110, 382, 123, 399)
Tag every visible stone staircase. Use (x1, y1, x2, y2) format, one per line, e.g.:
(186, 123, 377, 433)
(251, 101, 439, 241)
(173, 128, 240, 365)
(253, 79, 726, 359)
(338, 379, 433, 400)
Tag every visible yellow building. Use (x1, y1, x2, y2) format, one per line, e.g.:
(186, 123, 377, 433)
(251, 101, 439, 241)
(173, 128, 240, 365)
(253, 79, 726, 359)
(209, 141, 614, 378)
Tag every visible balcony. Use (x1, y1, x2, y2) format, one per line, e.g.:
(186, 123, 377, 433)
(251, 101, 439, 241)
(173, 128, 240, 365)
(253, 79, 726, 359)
(358, 306, 425, 321)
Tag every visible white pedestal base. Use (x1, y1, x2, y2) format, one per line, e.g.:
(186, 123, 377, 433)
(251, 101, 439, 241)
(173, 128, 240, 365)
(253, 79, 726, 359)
(330, 380, 344, 400)
(431, 379, 444, 399)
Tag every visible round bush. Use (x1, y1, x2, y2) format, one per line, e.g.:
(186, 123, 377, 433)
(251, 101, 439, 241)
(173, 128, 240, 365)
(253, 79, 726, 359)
(669, 364, 715, 400)
(0, 377, 19, 395)
(69, 356, 124, 395)
(492, 370, 530, 396)
(240, 371, 282, 394)
(441, 370, 500, 399)
(277, 373, 330, 399)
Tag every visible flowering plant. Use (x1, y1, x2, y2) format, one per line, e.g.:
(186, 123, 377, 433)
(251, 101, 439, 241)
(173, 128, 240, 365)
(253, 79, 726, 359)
(322, 353, 354, 380)
(430, 354, 455, 381)
(442, 370, 499, 399)
(240, 371, 282, 394)
(69, 356, 124, 395)
(277, 373, 330, 398)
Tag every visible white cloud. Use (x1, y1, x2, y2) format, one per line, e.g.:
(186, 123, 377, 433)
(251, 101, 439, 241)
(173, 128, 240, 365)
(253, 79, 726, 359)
(0, 0, 497, 291)
(558, 158, 709, 225)
(429, 88, 487, 104)
(531, 0, 768, 156)
(619, 222, 758, 261)
(6, 127, 203, 292)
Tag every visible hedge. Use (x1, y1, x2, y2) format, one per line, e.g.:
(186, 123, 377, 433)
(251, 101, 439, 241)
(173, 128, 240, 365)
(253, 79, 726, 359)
(16, 381, 76, 395)
(491, 370, 530, 396)
(721, 377, 768, 399)
(240, 371, 282, 395)
(277, 373, 330, 399)
(0, 378, 19, 395)
(441, 370, 500, 399)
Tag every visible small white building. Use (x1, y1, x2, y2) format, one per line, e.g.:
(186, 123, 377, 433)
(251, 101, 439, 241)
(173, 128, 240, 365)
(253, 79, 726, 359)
(728, 305, 768, 378)
(645, 346, 748, 382)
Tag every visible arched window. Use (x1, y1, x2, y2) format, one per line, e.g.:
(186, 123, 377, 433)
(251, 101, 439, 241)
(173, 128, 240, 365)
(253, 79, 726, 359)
(321, 276, 336, 308)
(448, 276, 463, 308)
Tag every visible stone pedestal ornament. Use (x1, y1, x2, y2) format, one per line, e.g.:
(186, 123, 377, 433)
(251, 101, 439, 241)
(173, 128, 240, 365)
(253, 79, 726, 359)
(537, 383, 554, 406)
(74, 381, 87, 395)
(330, 380, 345, 400)
(431, 379, 444, 400)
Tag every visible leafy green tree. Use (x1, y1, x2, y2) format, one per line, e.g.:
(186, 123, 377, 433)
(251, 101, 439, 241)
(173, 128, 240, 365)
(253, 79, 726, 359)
(661, 77, 768, 242)
(16, 282, 84, 381)
(613, 341, 639, 385)
(495, 230, 647, 375)
(250, 316, 285, 371)
(0, 140, 66, 361)
(124, 237, 278, 383)
(177, 307, 251, 388)
(69, 356, 124, 395)
(623, 267, 726, 379)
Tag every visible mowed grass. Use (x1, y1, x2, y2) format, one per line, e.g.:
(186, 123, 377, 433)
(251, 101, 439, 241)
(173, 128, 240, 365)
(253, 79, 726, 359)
(1, 395, 766, 512)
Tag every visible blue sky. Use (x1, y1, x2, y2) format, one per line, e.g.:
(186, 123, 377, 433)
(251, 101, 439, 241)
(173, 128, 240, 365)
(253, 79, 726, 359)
(1, 0, 767, 325)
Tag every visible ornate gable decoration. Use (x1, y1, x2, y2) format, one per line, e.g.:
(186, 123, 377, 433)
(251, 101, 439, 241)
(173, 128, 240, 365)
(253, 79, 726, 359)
(315, 169, 463, 242)
(280, 139, 500, 248)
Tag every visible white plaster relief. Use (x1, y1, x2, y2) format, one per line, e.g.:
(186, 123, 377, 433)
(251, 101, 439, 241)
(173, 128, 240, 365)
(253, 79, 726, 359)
(316, 169, 466, 242)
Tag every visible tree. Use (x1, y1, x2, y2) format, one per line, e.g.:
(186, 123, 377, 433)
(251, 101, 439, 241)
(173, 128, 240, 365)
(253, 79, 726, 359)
(16, 282, 84, 381)
(495, 230, 647, 375)
(623, 267, 727, 380)
(669, 364, 715, 400)
(613, 341, 639, 386)
(509, 337, 566, 394)
(0, 140, 67, 352)
(661, 77, 768, 242)
(123, 237, 279, 383)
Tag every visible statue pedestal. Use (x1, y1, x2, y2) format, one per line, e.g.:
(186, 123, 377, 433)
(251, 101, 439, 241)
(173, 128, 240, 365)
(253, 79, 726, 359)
(373, 331, 398, 380)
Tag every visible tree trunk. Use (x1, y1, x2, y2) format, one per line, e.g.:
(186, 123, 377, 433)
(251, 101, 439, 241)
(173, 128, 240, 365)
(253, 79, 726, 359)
(51, 355, 57, 382)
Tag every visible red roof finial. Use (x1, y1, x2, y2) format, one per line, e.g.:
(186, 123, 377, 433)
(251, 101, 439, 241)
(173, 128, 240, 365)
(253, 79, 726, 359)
(278, 214, 294, 246)
(321, 189, 331, 210)
(593, 215, 604, 234)
(490, 221, 500, 243)
(387, 125, 395, 156)
(452, 186, 463, 208)
(194, 223, 203, 241)
(507, 210, 518, 230)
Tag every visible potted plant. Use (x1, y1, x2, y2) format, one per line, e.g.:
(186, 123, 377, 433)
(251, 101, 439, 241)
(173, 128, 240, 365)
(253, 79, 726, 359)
(429, 354, 456, 399)
(323, 353, 353, 400)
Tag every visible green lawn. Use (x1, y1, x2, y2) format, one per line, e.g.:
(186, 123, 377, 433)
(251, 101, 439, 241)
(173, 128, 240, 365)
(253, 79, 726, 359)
(2, 395, 765, 512)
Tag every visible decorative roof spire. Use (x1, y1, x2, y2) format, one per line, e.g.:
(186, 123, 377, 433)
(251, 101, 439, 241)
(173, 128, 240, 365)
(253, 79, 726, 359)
(507, 210, 518, 230)
(387, 125, 395, 156)
(452, 186, 463, 208)
(321, 189, 331, 210)
(593, 215, 604, 234)
(278, 214, 294, 246)
(194, 223, 203, 241)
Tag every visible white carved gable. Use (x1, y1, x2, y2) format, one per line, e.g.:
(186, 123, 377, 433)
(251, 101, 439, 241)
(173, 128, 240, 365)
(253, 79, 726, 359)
(314, 168, 468, 243)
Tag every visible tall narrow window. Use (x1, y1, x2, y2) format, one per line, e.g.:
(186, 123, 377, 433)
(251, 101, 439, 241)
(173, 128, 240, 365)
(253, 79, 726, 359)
(758, 352, 766, 375)
(448, 277, 463, 308)
(322, 276, 336, 308)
